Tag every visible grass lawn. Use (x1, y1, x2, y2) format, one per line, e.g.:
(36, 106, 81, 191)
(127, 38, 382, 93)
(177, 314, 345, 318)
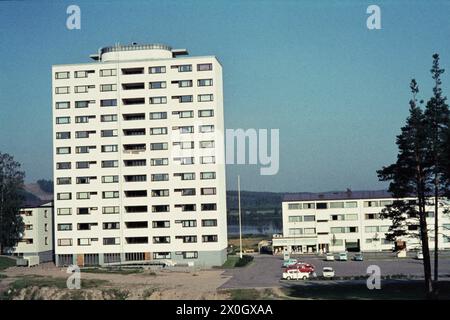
(0, 256, 15, 271)
(282, 280, 450, 300)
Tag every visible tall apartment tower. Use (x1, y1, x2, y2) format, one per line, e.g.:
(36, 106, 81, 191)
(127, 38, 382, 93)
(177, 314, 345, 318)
(52, 43, 227, 267)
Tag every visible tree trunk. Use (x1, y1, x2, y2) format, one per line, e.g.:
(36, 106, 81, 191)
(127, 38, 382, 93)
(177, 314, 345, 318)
(434, 176, 439, 290)
(419, 202, 434, 298)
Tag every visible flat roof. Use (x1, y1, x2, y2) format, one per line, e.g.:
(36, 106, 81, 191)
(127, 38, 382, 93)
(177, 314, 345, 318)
(283, 190, 393, 202)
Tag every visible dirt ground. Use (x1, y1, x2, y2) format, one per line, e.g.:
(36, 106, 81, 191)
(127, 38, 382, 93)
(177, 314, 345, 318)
(1, 263, 233, 300)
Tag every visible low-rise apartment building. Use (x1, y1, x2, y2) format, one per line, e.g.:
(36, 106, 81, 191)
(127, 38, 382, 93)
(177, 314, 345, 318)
(11, 201, 54, 263)
(273, 190, 450, 254)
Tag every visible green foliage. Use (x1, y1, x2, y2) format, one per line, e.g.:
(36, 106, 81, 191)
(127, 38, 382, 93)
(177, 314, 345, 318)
(0, 152, 25, 254)
(234, 255, 254, 267)
(0, 256, 15, 271)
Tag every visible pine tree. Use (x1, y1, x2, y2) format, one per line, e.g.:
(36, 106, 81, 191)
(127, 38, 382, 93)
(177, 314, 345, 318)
(0, 152, 25, 254)
(423, 53, 450, 286)
(377, 79, 434, 297)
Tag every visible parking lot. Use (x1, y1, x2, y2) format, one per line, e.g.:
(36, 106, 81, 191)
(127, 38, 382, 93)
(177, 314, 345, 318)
(220, 253, 450, 289)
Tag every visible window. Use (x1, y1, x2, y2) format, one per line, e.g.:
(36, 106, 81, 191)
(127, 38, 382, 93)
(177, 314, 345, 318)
(176, 235, 197, 243)
(200, 156, 215, 164)
(123, 98, 145, 105)
(380, 200, 394, 206)
(200, 172, 216, 180)
(197, 63, 212, 71)
(58, 239, 72, 246)
(151, 174, 169, 181)
(124, 113, 145, 121)
(101, 99, 117, 107)
(173, 95, 193, 103)
(103, 191, 119, 199)
(199, 125, 214, 133)
(200, 140, 215, 148)
(202, 219, 217, 227)
(150, 127, 168, 135)
(330, 227, 345, 234)
(124, 175, 147, 182)
(55, 72, 70, 79)
(199, 109, 214, 117)
(102, 160, 118, 168)
(101, 114, 117, 122)
(175, 204, 196, 212)
(288, 216, 302, 222)
(75, 146, 94, 154)
(57, 177, 71, 185)
(153, 236, 170, 244)
(122, 82, 145, 90)
(125, 252, 145, 261)
(55, 86, 70, 94)
(126, 221, 148, 229)
(303, 215, 315, 222)
(365, 213, 379, 220)
(75, 85, 94, 93)
(56, 117, 70, 124)
(57, 162, 71, 170)
(149, 81, 166, 89)
(149, 66, 166, 74)
(177, 80, 193, 88)
(121, 67, 144, 75)
(201, 203, 217, 211)
(201, 187, 216, 195)
(76, 176, 96, 184)
(74, 70, 89, 78)
(152, 221, 170, 228)
(57, 192, 71, 200)
(75, 115, 95, 123)
(101, 145, 118, 153)
(364, 201, 380, 208)
(56, 147, 71, 154)
(177, 126, 194, 133)
(103, 238, 120, 246)
(101, 129, 118, 137)
(174, 172, 195, 180)
(316, 203, 328, 209)
(304, 228, 316, 234)
(173, 110, 194, 118)
(345, 214, 358, 221)
(150, 112, 167, 120)
(100, 69, 117, 77)
(57, 208, 72, 215)
(198, 94, 213, 102)
(151, 158, 168, 166)
(77, 161, 95, 169)
(151, 189, 169, 197)
(289, 228, 303, 235)
(100, 84, 117, 92)
(102, 175, 119, 183)
(198, 79, 213, 87)
(176, 64, 192, 72)
(77, 192, 92, 200)
(150, 142, 168, 150)
(149, 96, 167, 104)
(55, 101, 70, 109)
(175, 188, 196, 196)
(124, 159, 145, 167)
(103, 206, 119, 214)
(75, 131, 95, 139)
(56, 132, 71, 139)
(57, 224, 72, 231)
(303, 203, 315, 209)
(329, 202, 344, 209)
(183, 252, 198, 259)
(345, 201, 358, 208)
(152, 205, 169, 213)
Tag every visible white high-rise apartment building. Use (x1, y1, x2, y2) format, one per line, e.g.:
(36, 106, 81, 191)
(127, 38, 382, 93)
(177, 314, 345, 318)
(52, 43, 227, 267)
(273, 190, 450, 254)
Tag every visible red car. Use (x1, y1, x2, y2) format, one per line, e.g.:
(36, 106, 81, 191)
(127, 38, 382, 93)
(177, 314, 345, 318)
(287, 263, 315, 273)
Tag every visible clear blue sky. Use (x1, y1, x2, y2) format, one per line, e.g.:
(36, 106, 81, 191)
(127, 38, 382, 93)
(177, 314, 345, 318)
(0, 0, 449, 192)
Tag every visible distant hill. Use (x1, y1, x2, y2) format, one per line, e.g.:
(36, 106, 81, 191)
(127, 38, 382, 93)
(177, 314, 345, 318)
(23, 183, 53, 201)
(226, 191, 284, 210)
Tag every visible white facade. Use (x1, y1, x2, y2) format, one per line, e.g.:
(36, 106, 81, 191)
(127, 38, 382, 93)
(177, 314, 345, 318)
(12, 202, 54, 262)
(273, 191, 450, 254)
(52, 43, 227, 267)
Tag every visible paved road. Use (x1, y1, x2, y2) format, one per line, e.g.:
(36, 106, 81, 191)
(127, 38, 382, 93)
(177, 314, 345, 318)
(220, 254, 450, 289)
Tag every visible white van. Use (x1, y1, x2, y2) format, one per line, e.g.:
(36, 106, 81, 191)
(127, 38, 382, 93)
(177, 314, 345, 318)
(337, 252, 348, 261)
(282, 268, 310, 280)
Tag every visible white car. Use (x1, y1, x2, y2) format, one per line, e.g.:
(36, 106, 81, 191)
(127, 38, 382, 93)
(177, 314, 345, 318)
(322, 267, 335, 278)
(325, 253, 335, 261)
(337, 252, 348, 261)
(416, 251, 424, 260)
(282, 268, 310, 280)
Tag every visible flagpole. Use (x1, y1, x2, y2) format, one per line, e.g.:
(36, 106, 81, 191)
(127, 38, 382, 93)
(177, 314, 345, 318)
(238, 175, 243, 259)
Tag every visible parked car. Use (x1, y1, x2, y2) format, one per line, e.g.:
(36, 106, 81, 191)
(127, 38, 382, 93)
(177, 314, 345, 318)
(282, 258, 298, 267)
(322, 267, 335, 278)
(325, 253, 335, 261)
(416, 251, 424, 260)
(337, 252, 348, 261)
(352, 253, 364, 261)
(282, 268, 310, 280)
(287, 262, 315, 273)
